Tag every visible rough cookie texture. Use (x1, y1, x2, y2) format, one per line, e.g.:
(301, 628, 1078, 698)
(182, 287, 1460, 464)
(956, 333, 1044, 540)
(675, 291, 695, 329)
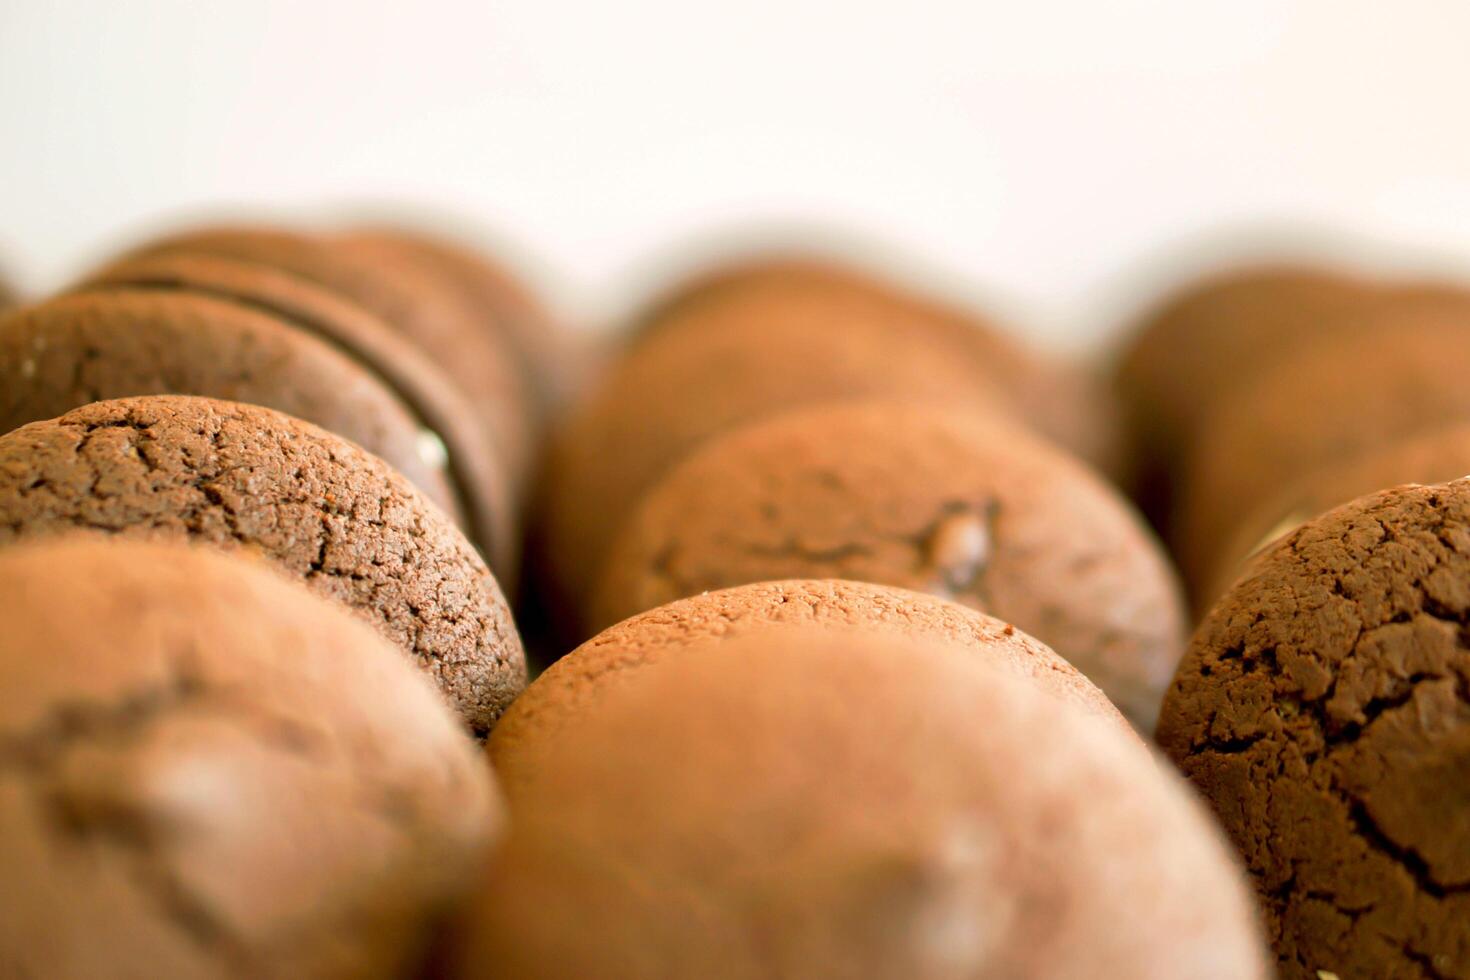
(1204, 423, 1470, 607)
(0, 537, 500, 979)
(130, 225, 535, 486)
(1157, 481, 1470, 978)
(81, 252, 515, 573)
(490, 578, 1130, 793)
(0, 289, 458, 522)
(591, 402, 1184, 729)
(464, 631, 1267, 979)
(1178, 313, 1470, 587)
(0, 396, 525, 733)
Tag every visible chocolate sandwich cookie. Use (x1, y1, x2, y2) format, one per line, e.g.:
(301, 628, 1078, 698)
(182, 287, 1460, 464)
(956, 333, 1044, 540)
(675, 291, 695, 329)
(491, 578, 1130, 790)
(1203, 422, 1470, 606)
(0, 396, 525, 733)
(0, 289, 458, 522)
(127, 225, 536, 488)
(1177, 312, 1470, 589)
(591, 402, 1184, 729)
(78, 252, 515, 573)
(630, 253, 1122, 473)
(461, 630, 1268, 979)
(339, 226, 574, 408)
(1157, 480, 1470, 978)
(538, 281, 1018, 617)
(0, 536, 499, 980)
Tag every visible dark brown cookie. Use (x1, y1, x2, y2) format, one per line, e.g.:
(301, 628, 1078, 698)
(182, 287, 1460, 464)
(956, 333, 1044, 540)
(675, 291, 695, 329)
(1157, 480, 1470, 978)
(0, 289, 458, 520)
(1177, 310, 1470, 589)
(79, 252, 515, 573)
(127, 225, 537, 489)
(1204, 422, 1470, 606)
(340, 226, 576, 408)
(0, 395, 525, 733)
(490, 578, 1130, 790)
(591, 402, 1184, 729)
(538, 279, 1020, 616)
(0, 536, 500, 979)
(463, 629, 1267, 979)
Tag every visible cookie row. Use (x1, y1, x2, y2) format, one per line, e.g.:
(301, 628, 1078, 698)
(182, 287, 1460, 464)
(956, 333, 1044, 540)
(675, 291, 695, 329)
(533, 255, 1183, 730)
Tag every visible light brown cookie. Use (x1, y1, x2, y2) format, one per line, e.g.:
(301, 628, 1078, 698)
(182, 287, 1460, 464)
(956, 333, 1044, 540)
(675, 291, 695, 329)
(0, 536, 500, 979)
(490, 578, 1130, 790)
(462, 629, 1267, 979)
(0, 395, 524, 733)
(538, 278, 1019, 618)
(1158, 480, 1470, 978)
(591, 402, 1184, 728)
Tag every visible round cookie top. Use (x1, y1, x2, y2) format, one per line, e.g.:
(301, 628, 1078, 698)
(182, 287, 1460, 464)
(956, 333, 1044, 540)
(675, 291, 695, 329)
(1204, 422, 1470, 606)
(464, 630, 1267, 980)
(630, 252, 1121, 472)
(129, 224, 536, 486)
(489, 578, 1129, 792)
(1115, 262, 1375, 465)
(540, 280, 1017, 611)
(0, 536, 499, 980)
(590, 401, 1184, 729)
(79, 251, 516, 573)
(0, 395, 525, 733)
(0, 288, 460, 528)
(1157, 480, 1470, 977)
(1177, 311, 1470, 586)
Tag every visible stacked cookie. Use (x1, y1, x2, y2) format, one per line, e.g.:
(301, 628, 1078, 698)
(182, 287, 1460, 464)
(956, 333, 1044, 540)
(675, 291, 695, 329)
(0, 219, 556, 974)
(1116, 258, 1470, 976)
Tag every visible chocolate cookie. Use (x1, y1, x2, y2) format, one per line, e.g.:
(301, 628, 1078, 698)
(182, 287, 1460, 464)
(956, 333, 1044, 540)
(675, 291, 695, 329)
(538, 279, 1018, 616)
(78, 252, 515, 573)
(0, 536, 499, 979)
(1204, 422, 1470, 606)
(0, 395, 525, 733)
(1157, 480, 1470, 977)
(490, 578, 1130, 790)
(590, 402, 1185, 729)
(1114, 263, 1374, 486)
(340, 226, 573, 408)
(126, 225, 536, 488)
(0, 289, 458, 521)
(462, 630, 1267, 979)
(631, 253, 1122, 472)
(1177, 311, 1470, 588)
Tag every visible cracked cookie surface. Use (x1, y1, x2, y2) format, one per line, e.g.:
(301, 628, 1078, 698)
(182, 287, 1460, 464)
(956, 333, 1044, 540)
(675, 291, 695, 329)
(491, 578, 1130, 793)
(592, 402, 1184, 729)
(1157, 480, 1470, 978)
(0, 395, 525, 733)
(0, 537, 499, 979)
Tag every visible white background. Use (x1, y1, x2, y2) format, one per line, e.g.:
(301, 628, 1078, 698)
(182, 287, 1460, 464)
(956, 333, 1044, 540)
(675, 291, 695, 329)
(3, 0, 1470, 349)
